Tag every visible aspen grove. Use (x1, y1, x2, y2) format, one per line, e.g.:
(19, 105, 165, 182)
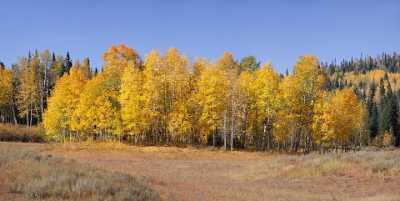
(2, 44, 400, 152)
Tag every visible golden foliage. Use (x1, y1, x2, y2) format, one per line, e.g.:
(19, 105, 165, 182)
(44, 67, 87, 138)
(0, 67, 13, 107)
(312, 88, 365, 147)
(196, 64, 229, 141)
(40, 45, 368, 150)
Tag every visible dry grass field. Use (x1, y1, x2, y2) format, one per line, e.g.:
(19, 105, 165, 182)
(1, 142, 400, 201)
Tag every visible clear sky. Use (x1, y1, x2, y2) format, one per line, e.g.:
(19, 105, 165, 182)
(1, 0, 399, 72)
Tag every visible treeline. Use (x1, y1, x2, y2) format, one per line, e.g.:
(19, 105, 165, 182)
(1, 45, 399, 152)
(322, 52, 400, 74)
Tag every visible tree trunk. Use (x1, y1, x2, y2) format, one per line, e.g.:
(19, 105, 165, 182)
(263, 123, 267, 151)
(223, 111, 227, 150)
(11, 103, 17, 124)
(29, 110, 33, 126)
(241, 108, 248, 149)
(213, 127, 216, 147)
(291, 128, 300, 152)
(231, 112, 234, 151)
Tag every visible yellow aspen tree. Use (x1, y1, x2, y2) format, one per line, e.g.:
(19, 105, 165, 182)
(72, 44, 140, 140)
(72, 74, 122, 139)
(93, 91, 123, 138)
(311, 91, 331, 148)
(217, 51, 238, 72)
(38, 50, 52, 120)
(103, 44, 141, 71)
(192, 58, 208, 80)
(314, 88, 364, 149)
(163, 48, 192, 143)
(17, 56, 40, 126)
(142, 50, 164, 142)
(44, 67, 87, 140)
(0, 66, 13, 123)
(71, 75, 101, 136)
(252, 62, 280, 150)
(120, 64, 148, 139)
(237, 70, 256, 149)
(282, 55, 327, 152)
(196, 64, 229, 145)
(186, 58, 210, 143)
(0, 66, 12, 106)
(216, 51, 239, 150)
(274, 76, 295, 151)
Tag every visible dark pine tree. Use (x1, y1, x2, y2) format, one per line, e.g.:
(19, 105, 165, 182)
(367, 82, 379, 139)
(386, 82, 400, 146)
(378, 78, 390, 134)
(51, 53, 56, 65)
(63, 52, 73, 75)
(0, 61, 5, 70)
(369, 103, 379, 140)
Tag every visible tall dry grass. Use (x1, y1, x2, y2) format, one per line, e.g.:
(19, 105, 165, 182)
(282, 149, 400, 178)
(0, 144, 160, 201)
(0, 123, 45, 142)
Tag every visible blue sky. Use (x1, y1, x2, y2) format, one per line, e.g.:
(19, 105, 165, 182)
(1, 0, 399, 72)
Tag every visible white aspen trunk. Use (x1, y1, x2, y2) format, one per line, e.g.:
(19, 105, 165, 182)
(231, 103, 235, 151)
(223, 111, 227, 150)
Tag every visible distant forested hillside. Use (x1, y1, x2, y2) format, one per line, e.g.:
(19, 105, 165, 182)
(321, 53, 400, 147)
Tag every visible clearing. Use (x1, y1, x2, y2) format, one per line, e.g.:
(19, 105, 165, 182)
(1, 142, 400, 201)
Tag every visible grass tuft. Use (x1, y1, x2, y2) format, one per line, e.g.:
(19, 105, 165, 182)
(0, 144, 159, 201)
(0, 123, 45, 143)
(283, 150, 400, 178)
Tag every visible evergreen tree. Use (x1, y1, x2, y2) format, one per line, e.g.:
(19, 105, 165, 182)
(369, 103, 379, 139)
(81, 57, 92, 79)
(367, 82, 378, 139)
(239, 56, 259, 72)
(0, 62, 5, 70)
(50, 55, 66, 78)
(378, 78, 390, 134)
(63, 52, 73, 75)
(386, 82, 400, 146)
